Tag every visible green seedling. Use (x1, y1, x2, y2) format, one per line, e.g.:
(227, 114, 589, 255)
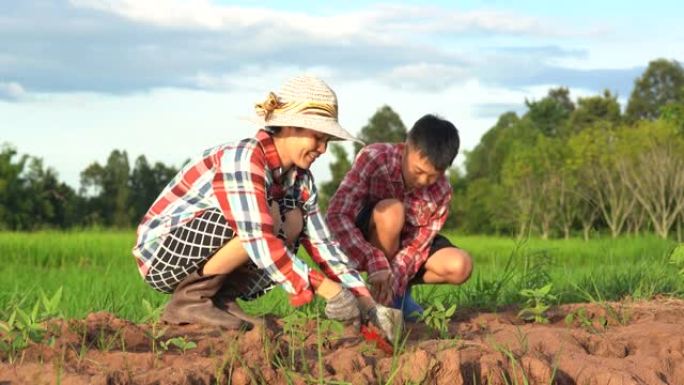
(518, 283, 556, 324)
(669, 244, 684, 276)
(160, 336, 197, 354)
(0, 288, 64, 363)
(564, 307, 602, 333)
(0, 310, 28, 364)
(40, 287, 63, 319)
(140, 298, 167, 357)
(281, 310, 311, 372)
(144, 322, 168, 357)
(95, 326, 121, 353)
(602, 302, 631, 326)
(141, 299, 164, 323)
(418, 300, 456, 339)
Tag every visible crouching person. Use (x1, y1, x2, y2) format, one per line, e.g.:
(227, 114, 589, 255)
(326, 114, 474, 321)
(132, 75, 399, 335)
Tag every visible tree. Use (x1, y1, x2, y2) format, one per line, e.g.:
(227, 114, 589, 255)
(568, 127, 636, 238)
(501, 140, 541, 238)
(617, 121, 684, 239)
(130, 155, 177, 225)
(568, 90, 621, 134)
(626, 59, 684, 121)
(317, 144, 352, 211)
(23, 158, 58, 229)
(353, 105, 407, 154)
(80, 150, 132, 227)
(660, 100, 684, 135)
(444, 168, 467, 229)
(465, 111, 520, 182)
(0, 144, 29, 229)
(524, 87, 575, 137)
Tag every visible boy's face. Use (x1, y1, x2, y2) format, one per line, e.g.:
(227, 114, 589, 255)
(279, 126, 331, 170)
(401, 143, 442, 191)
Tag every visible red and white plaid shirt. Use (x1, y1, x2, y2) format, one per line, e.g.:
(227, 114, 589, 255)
(326, 143, 452, 295)
(133, 129, 370, 306)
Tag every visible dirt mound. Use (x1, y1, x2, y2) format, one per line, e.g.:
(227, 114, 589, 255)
(2, 297, 684, 384)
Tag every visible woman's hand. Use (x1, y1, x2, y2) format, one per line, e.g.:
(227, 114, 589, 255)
(324, 289, 360, 322)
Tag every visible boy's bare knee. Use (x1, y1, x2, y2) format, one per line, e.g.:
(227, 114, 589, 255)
(371, 199, 405, 234)
(446, 250, 473, 284)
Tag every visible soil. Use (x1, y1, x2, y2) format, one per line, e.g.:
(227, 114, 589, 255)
(2, 297, 684, 384)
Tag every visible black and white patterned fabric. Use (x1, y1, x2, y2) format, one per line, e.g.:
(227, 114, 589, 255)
(144, 208, 281, 298)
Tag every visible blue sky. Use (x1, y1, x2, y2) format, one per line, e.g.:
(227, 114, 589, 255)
(1, 0, 683, 188)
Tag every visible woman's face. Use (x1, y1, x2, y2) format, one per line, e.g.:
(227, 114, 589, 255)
(279, 127, 331, 169)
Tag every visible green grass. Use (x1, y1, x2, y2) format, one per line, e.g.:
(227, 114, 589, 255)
(0, 230, 681, 323)
(416, 231, 682, 310)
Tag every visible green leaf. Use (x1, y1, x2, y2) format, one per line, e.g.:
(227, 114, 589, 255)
(30, 301, 40, 322)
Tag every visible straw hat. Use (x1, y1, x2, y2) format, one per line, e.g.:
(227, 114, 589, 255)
(254, 74, 362, 143)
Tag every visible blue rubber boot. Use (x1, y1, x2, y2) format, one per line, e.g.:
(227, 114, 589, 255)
(392, 289, 424, 322)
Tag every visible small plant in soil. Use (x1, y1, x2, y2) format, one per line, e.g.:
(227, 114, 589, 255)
(140, 298, 164, 323)
(95, 326, 121, 352)
(0, 287, 63, 363)
(160, 336, 197, 354)
(518, 283, 556, 324)
(281, 310, 309, 371)
(144, 320, 168, 358)
(602, 302, 631, 326)
(141, 296, 169, 357)
(418, 300, 457, 339)
(565, 307, 602, 333)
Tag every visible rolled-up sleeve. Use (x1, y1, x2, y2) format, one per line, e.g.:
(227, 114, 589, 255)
(300, 180, 372, 298)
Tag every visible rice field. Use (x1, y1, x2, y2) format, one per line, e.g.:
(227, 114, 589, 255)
(0, 230, 681, 322)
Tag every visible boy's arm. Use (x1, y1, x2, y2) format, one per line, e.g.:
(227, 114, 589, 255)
(212, 146, 315, 307)
(390, 189, 452, 296)
(326, 147, 391, 275)
(299, 180, 372, 299)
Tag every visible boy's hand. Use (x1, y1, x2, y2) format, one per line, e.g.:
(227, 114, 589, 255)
(368, 270, 394, 305)
(362, 303, 403, 343)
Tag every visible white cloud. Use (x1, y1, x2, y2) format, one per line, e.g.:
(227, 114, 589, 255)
(1, 1, 652, 97)
(381, 63, 472, 91)
(0, 81, 27, 101)
(68, 0, 575, 38)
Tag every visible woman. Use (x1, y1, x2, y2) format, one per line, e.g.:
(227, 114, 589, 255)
(132, 75, 399, 338)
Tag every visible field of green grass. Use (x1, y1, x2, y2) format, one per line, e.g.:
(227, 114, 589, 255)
(0, 230, 681, 323)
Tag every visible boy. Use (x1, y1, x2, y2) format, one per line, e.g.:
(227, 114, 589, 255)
(326, 114, 473, 319)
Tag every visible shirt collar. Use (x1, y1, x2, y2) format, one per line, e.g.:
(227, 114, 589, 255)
(256, 129, 284, 179)
(390, 142, 405, 184)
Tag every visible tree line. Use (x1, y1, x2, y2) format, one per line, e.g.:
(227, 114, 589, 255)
(0, 148, 177, 230)
(1, 58, 683, 239)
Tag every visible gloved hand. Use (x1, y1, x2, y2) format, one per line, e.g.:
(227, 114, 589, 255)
(362, 303, 403, 343)
(324, 289, 360, 322)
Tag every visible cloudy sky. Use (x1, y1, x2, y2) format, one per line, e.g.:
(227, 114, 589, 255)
(1, 0, 683, 188)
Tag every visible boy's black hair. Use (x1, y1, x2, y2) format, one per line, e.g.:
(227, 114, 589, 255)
(407, 114, 460, 170)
